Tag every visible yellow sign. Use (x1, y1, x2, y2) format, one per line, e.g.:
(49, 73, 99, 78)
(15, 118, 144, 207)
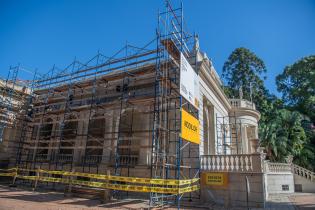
(181, 109, 200, 144)
(204, 172, 228, 186)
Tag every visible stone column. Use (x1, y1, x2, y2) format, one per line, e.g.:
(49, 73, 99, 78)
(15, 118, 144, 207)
(199, 98, 204, 156)
(102, 110, 114, 164)
(241, 125, 248, 154)
(32, 118, 42, 162)
(73, 113, 84, 164)
(47, 119, 56, 159)
(138, 111, 150, 166)
(204, 105, 209, 155)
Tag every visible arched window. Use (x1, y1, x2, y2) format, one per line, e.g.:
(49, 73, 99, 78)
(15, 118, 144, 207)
(88, 118, 105, 138)
(116, 108, 139, 166)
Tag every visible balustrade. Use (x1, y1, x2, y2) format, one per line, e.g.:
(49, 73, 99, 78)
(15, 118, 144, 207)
(229, 99, 256, 110)
(83, 155, 103, 164)
(293, 164, 315, 182)
(200, 154, 315, 183)
(265, 162, 292, 173)
(200, 153, 263, 173)
(118, 155, 138, 166)
(56, 154, 73, 162)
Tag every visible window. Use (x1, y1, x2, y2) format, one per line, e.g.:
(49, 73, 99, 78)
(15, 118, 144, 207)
(117, 109, 139, 166)
(282, 185, 289, 191)
(62, 115, 78, 140)
(39, 118, 53, 140)
(88, 118, 105, 138)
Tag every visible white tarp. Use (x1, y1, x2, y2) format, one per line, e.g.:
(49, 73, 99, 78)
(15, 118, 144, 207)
(180, 53, 199, 109)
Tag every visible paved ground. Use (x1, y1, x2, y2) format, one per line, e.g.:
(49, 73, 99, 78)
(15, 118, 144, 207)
(0, 185, 314, 210)
(289, 193, 315, 210)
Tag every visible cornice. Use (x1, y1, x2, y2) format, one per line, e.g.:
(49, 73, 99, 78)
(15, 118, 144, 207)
(199, 61, 231, 111)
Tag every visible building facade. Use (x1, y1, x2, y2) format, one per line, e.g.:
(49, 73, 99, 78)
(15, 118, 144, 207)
(9, 40, 260, 176)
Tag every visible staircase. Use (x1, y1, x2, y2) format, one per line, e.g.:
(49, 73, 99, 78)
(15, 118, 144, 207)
(292, 164, 315, 193)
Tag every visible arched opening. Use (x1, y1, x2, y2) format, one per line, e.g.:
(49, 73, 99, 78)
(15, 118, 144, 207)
(116, 108, 139, 166)
(36, 118, 54, 161)
(59, 115, 78, 160)
(88, 118, 105, 139)
(84, 116, 105, 163)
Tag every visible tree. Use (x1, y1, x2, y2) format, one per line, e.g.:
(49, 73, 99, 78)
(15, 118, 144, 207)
(259, 109, 306, 162)
(276, 55, 315, 121)
(222, 47, 268, 109)
(223, 48, 313, 169)
(296, 119, 315, 170)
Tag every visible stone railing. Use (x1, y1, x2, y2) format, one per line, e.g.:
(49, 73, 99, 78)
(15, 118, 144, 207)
(83, 155, 103, 164)
(118, 155, 138, 166)
(265, 162, 292, 173)
(200, 153, 264, 173)
(35, 154, 48, 161)
(229, 99, 256, 110)
(56, 154, 73, 162)
(293, 164, 315, 182)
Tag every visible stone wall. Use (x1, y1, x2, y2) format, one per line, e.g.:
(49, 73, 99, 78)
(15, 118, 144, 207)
(294, 174, 315, 193)
(264, 162, 295, 195)
(265, 173, 294, 194)
(200, 171, 265, 208)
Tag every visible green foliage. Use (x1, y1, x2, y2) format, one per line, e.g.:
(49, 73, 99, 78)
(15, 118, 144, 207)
(259, 109, 306, 162)
(223, 48, 315, 170)
(222, 47, 268, 109)
(295, 120, 315, 170)
(276, 55, 315, 121)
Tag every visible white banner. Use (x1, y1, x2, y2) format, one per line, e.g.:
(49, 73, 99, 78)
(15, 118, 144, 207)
(180, 53, 199, 109)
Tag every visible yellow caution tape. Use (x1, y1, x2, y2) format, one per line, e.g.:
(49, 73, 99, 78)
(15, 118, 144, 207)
(0, 172, 16, 176)
(0, 168, 17, 172)
(179, 185, 200, 194)
(17, 175, 198, 194)
(18, 168, 37, 172)
(0, 168, 200, 194)
(39, 169, 199, 186)
(17, 175, 37, 180)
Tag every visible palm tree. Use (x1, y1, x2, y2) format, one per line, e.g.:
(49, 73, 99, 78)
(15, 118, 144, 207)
(259, 109, 306, 162)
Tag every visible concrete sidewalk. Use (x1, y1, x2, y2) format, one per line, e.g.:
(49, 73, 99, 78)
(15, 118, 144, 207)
(289, 193, 315, 210)
(264, 194, 295, 210)
(0, 185, 314, 210)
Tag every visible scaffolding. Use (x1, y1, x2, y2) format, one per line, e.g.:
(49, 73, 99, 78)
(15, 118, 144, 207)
(150, 1, 199, 207)
(0, 65, 36, 168)
(11, 0, 200, 208)
(17, 44, 157, 170)
(0, 66, 19, 141)
(215, 113, 243, 155)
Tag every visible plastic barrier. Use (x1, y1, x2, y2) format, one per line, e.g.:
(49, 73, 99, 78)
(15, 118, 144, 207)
(0, 168, 199, 194)
(38, 169, 199, 186)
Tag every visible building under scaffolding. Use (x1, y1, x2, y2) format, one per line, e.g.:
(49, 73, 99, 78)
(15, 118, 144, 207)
(6, 2, 203, 207)
(1, 1, 262, 208)
(0, 66, 34, 168)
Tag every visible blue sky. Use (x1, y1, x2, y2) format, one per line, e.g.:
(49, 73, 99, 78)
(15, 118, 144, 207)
(0, 0, 314, 96)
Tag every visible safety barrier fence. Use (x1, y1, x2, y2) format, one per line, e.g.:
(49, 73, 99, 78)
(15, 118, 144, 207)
(0, 168, 199, 194)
